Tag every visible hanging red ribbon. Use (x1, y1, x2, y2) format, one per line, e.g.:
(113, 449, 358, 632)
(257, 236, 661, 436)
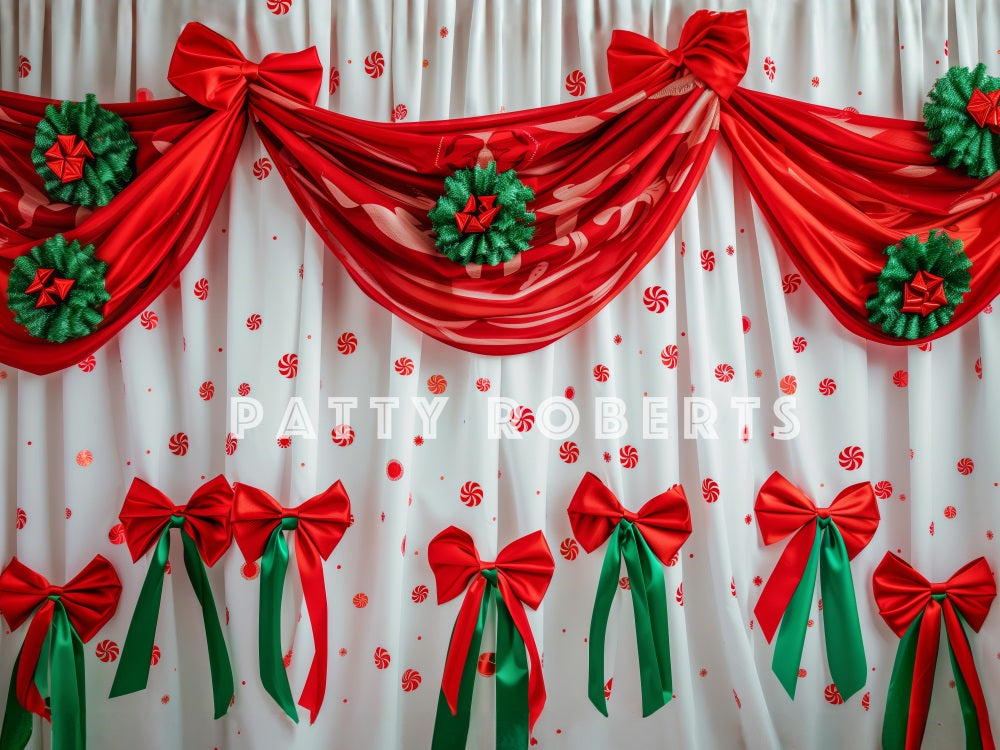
(873, 553, 996, 750)
(754, 473, 879, 641)
(0, 556, 121, 720)
(231, 481, 352, 723)
(428, 527, 554, 733)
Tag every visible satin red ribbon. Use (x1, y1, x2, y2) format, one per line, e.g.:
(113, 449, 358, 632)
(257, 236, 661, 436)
(119, 475, 233, 565)
(427, 527, 554, 732)
(966, 88, 1000, 133)
(606, 9, 749, 98)
(754, 472, 879, 641)
(166, 22, 322, 111)
(873, 553, 996, 750)
(231, 481, 352, 723)
(567, 472, 691, 563)
(0, 556, 121, 719)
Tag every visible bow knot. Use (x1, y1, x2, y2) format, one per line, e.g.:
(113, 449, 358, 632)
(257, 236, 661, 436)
(930, 581, 948, 597)
(167, 22, 322, 111)
(606, 10, 749, 99)
(621, 508, 639, 524)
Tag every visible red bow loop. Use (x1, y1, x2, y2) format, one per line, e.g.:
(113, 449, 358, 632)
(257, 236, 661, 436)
(492, 530, 556, 611)
(874, 553, 996, 637)
(567, 472, 691, 564)
(607, 10, 749, 98)
(967, 88, 1000, 133)
(427, 527, 485, 604)
(168, 22, 322, 111)
(232, 481, 352, 562)
(755, 473, 879, 559)
(119, 476, 233, 566)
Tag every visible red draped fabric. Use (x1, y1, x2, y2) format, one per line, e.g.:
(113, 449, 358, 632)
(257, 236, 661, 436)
(721, 87, 1000, 345)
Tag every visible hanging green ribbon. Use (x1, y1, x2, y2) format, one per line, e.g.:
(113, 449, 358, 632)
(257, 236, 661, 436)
(110, 516, 234, 718)
(771, 517, 866, 699)
(0, 598, 87, 750)
(432, 569, 530, 750)
(258, 518, 299, 722)
(587, 519, 671, 716)
(883, 599, 983, 750)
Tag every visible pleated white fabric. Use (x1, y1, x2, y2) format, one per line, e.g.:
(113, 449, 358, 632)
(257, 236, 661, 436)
(1, 1, 999, 748)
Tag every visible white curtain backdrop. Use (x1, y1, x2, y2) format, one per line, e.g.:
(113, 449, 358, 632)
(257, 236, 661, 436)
(2, 1, 999, 748)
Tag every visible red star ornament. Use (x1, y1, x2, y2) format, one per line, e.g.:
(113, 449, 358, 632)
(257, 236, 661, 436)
(44, 134, 94, 183)
(454, 195, 500, 234)
(24, 267, 75, 308)
(900, 270, 948, 316)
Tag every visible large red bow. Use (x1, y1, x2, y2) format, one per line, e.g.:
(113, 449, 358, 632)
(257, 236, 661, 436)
(873, 553, 996, 750)
(754, 472, 878, 641)
(966, 88, 1000, 133)
(119, 475, 233, 565)
(607, 10, 749, 99)
(0, 556, 121, 718)
(231, 481, 352, 722)
(567, 472, 691, 564)
(167, 22, 322, 111)
(428, 527, 554, 731)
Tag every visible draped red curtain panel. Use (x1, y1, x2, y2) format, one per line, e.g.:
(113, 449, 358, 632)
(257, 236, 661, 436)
(1, 9, 998, 375)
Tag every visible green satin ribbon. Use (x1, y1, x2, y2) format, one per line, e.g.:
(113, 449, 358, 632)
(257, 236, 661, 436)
(588, 519, 671, 716)
(110, 516, 234, 718)
(259, 518, 299, 722)
(882, 597, 981, 750)
(0, 598, 86, 750)
(771, 517, 866, 699)
(432, 569, 529, 750)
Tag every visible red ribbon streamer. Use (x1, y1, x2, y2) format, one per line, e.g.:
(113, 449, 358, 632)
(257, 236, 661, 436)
(873, 553, 996, 750)
(567, 471, 691, 563)
(231, 481, 352, 723)
(427, 527, 554, 732)
(754, 472, 879, 642)
(0, 556, 121, 719)
(119, 475, 233, 565)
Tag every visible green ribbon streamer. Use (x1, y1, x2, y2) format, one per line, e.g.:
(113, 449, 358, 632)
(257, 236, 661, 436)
(110, 517, 234, 718)
(432, 569, 530, 750)
(587, 519, 671, 716)
(259, 518, 299, 722)
(882, 598, 983, 750)
(771, 517, 866, 700)
(0, 598, 86, 750)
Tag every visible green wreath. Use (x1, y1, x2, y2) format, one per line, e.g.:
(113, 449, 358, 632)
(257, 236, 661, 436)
(31, 93, 137, 206)
(866, 230, 972, 340)
(428, 161, 535, 266)
(7, 234, 110, 342)
(924, 64, 1000, 178)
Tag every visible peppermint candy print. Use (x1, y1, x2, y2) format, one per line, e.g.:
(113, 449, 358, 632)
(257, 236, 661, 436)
(944, 505, 957, 519)
(715, 363, 735, 382)
(559, 441, 579, 463)
(475, 378, 491, 392)
(593, 364, 610, 382)
(643, 285, 669, 312)
(365, 51, 385, 78)
(510, 406, 534, 432)
(95, 640, 119, 662)
(76, 449, 93, 467)
(661, 345, 679, 369)
(329, 67, 340, 95)
(560, 538, 579, 560)
(252, 158, 272, 180)
(824, 683, 844, 705)
(779, 375, 797, 395)
(460, 481, 483, 507)
(78, 355, 96, 372)
(394, 357, 414, 375)
(238, 382, 251, 396)
(193, 278, 209, 300)
(702, 478, 720, 503)
(763, 56, 776, 81)
(108, 524, 126, 544)
(838, 446, 864, 470)
(266, 0, 291, 14)
(401, 669, 421, 692)
(150, 645, 161, 666)
(278, 353, 298, 378)
(353, 593, 369, 608)
(18, 56, 30, 78)
(411, 585, 429, 603)
(337, 331, 358, 354)
(818, 378, 837, 396)
(168, 432, 189, 456)
(675, 583, 684, 605)
(619, 445, 638, 468)
(700, 249, 716, 271)
(957, 457, 974, 475)
(791, 336, 807, 353)
(15, 508, 26, 529)
(892, 370, 908, 388)
(565, 70, 587, 96)
(873, 480, 893, 499)
(246, 313, 262, 330)
(332, 425, 355, 446)
(225, 433, 238, 455)
(374, 647, 391, 669)
(427, 374, 447, 394)
(782, 273, 801, 294)
(140, 310, 158, 330)
(390, 104, 407, 123)
(199, 381, 214, 401)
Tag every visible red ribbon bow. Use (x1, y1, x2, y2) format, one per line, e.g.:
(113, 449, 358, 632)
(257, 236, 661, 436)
(900, 270, 948, 316)
(167, 22, 323, 111)
(567, 472, 692, 564)
(0, 556, 121, 718)
(873, 553, 996, 750)
(43, 134, 93, 183)
(966, 88, 1000, 133)
(754, 472, 879, 641)
(606, 9, 749, 99)
(119, 475, 233, 565)
(427, 527, 554, 731)
(24, 268, 75, 308)
(231, 481, 352, 722)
